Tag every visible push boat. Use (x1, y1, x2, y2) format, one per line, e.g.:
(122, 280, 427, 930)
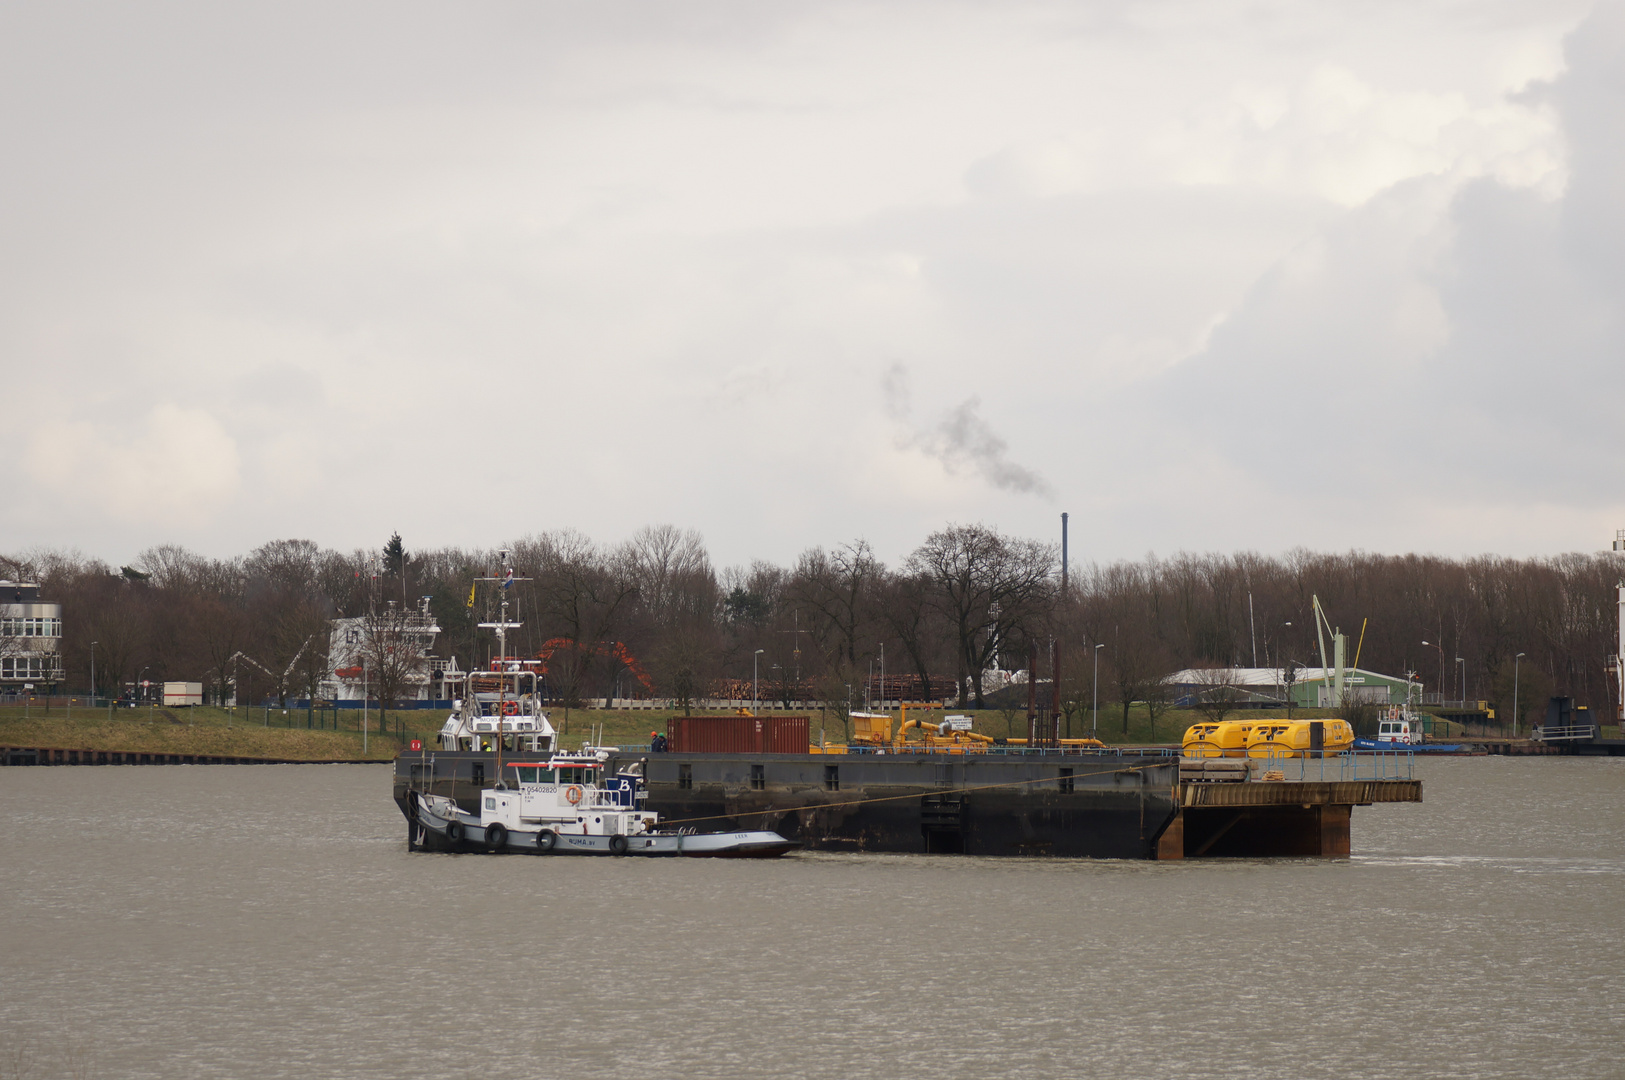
(1351, 707, 1464, 753)
(408, 748, 798, 858)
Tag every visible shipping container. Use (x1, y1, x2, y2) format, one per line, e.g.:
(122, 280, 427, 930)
(163, 681, 203, 706)
(666, 716, 809, 754)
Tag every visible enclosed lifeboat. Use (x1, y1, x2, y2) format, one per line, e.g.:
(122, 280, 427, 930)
(1244, 718, 1354, 758)
(1181, 719, 1266, 758)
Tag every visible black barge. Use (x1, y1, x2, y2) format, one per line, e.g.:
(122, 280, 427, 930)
(393, 748, 1183, 859)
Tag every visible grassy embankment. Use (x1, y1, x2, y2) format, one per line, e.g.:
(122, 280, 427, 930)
(0, 703, 424, 762)
(5, 701, 1604, 761)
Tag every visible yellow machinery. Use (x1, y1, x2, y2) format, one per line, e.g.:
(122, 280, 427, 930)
(848, 711, 894, 747)
(1003, 737, 1106, 749)
(811, 705, 1108, 754)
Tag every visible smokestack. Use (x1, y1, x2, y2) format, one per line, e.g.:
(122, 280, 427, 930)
(1061, 512, 1069, 595)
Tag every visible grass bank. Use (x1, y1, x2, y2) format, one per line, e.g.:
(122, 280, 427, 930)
(0, 704, 427, 762)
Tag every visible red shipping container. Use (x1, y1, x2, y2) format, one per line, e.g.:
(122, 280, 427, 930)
(666, 716, 810, 754)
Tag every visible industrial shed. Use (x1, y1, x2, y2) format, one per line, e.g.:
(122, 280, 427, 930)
(1165, 667, 1421, 710)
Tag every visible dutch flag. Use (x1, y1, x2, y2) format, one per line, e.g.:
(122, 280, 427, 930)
(503, 568, 514, 590)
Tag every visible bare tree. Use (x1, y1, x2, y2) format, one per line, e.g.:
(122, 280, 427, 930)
(626, 524, 714, 629)
(789, 540, 880, 665)
(1191, 666, 1245, 725)
(906, 524, 1055, 708)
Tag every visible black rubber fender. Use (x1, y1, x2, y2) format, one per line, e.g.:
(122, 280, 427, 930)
(536, 830, 557, 853)
(485, 822, 508, 851)
(445, 820, 462, 844)
(608, 834, 628, 856)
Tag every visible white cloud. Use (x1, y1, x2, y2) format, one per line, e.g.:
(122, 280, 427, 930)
(26, 405, 241, 527)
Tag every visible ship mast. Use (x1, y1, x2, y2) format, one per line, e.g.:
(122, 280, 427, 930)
(475, 550, 528, 785)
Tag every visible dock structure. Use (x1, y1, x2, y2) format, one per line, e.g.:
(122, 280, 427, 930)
(1159, 771, 1422, 858)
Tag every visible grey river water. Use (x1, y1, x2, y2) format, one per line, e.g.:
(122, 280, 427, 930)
(2, 757, 1622, 1080)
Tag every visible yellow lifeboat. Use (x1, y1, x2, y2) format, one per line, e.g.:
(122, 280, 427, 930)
(1245, 718, 1354, 758)
(1181, 719, 1265, 758)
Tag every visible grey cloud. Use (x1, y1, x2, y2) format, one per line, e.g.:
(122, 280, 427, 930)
(1153, 2, 1625, 509)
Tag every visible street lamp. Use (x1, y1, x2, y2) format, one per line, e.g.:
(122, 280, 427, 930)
(1513, 652, 1525, 738)
(1455, 657, 1466, 705)
(1421, 640, 1444, 698)
(90, 641, 97, 708)
(1092, 643, 1105, 740)
(752, 649, 764, 716)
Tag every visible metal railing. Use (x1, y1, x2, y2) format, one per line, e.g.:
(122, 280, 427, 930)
(1532, 724, 1597, 744)
(1242, 749, 1415, 781)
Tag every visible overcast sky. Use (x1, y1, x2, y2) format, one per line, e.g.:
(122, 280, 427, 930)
(5, 0, 1622, 572)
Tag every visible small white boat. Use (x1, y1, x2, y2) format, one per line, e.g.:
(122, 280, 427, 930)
(409, 750, 797, 858)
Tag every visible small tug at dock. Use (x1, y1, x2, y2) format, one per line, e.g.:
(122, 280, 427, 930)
(408, 749, 797, 858)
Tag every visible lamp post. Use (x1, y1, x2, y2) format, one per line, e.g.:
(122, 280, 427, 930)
(90, 640, 97, 708)
(1456, 657, 1466, 706)
(878, 641, 886, 717)
(752, 649, 764, 716)
(1421, 640, 1444, 699)
(1513, 652, 1525, 738)
(1092, 642, 1105, 740)
(1280, 622, 1293, 704)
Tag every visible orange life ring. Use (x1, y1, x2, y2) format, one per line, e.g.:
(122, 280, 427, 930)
(501, 701, 519, 716)
(565, 785, 583, 805)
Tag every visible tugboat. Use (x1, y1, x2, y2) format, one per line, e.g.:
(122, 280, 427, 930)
(409, 748, 797, 857)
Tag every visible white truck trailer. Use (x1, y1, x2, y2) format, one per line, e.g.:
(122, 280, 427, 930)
(162, 681, 203, 706)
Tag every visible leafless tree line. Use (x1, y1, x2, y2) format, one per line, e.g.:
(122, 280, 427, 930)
(4, 534, 1620, 730)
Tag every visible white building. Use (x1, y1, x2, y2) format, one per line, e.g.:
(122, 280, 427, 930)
(0, 580, 64, 691)
(318, 598, 460, 704)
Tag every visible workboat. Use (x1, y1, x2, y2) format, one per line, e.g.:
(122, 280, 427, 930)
(408, 749, 798, 858)
(1351, 707, 1463, 752)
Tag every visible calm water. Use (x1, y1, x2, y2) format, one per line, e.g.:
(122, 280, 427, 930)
(1, 756, 1621, 1080)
